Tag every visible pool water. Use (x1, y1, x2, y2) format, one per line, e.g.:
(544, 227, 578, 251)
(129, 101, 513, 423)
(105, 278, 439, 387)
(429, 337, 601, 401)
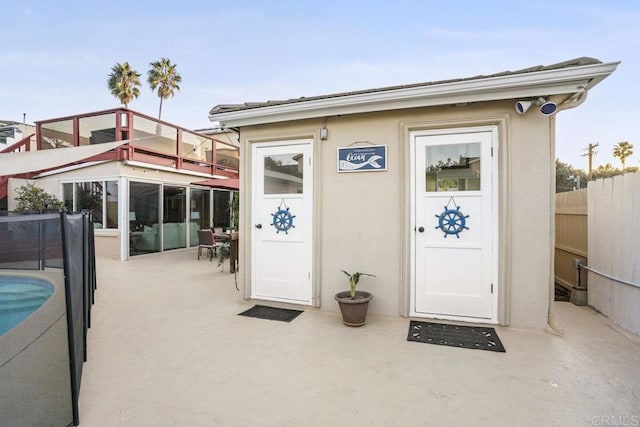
(0, 276, 54, 336)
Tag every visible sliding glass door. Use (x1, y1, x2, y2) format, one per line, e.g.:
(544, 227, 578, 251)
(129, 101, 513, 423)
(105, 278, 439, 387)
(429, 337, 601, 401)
(190, 188, 210, 246)
(128, 182, 232, 256)
(129, 182, 160, 256)
(163, 186, 187, 251)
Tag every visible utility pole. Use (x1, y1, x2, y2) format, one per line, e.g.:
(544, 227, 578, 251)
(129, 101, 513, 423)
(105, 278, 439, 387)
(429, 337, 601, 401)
(582, 143, 599, 179)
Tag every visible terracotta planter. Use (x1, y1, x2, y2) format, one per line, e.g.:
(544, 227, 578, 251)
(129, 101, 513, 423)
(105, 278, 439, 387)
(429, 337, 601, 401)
(334, 291, 372, 327)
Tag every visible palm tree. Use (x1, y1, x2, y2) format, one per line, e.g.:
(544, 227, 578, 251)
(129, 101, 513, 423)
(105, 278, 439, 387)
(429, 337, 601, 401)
(107, 62, 141, 108)
(147, 58, 182, 120)
(612, 141, 634, 170)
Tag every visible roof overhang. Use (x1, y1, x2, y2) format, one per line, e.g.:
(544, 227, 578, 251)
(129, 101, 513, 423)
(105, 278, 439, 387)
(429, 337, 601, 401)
(210, 61, 619, 128)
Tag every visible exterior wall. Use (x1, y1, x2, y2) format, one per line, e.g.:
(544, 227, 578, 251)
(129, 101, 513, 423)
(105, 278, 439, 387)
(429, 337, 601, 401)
(94, 231, 121, 260)
(0, 123, 35, 150)
(7, 178, 60, 211)
(507, 110, 555, 329)
(238, 100, 554, 329)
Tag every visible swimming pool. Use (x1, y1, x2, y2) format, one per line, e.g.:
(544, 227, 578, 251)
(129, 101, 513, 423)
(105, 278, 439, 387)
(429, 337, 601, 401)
(0, 276, 54, 336)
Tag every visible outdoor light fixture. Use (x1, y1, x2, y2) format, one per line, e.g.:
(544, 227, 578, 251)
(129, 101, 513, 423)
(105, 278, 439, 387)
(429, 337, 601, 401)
(320, 118, 329, 140)
(537, 97, 558, 116)
(514, 97, 558, 116)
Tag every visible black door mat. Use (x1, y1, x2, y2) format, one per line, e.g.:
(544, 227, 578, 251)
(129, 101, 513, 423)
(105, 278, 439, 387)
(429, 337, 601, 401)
(407, 320, 506, 352)
(238, 305, 303, 322)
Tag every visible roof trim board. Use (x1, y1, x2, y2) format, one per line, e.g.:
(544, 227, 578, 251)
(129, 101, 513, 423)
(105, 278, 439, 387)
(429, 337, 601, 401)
(209, 60, 619, 128)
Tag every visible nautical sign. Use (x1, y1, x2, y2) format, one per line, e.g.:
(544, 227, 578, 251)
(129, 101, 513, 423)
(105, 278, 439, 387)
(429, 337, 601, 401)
(337, 145, 387, 173)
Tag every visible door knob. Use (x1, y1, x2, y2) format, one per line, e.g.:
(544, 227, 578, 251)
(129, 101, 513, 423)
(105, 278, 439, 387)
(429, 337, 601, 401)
(418, 226, 425, 233)
(255, 224, 262, 229)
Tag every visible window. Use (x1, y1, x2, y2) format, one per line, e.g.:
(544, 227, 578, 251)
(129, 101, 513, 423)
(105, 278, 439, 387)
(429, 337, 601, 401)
(162, 186, 187, 251)
(424, 143, 481, 192)
(190, 188, 211, 246)
(62, 181, 118, 229)
(264, 153, 303, 194)
(213, 190, 231, 229)
(129, 182, 160, 256)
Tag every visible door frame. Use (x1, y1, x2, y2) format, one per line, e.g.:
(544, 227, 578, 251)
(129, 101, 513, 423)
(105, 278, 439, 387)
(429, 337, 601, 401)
(409, 126, 499, 323)
(250, 139, 314, 305)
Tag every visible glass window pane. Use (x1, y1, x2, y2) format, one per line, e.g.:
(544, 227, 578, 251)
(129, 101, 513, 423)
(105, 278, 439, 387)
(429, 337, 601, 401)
(132, 116, 177, 156)
(163, 186, 186, 251)
(182, 131, 212, 162)
(76, 182, 104, 227)
(62, 183, 73, 211)
(190, 188, 210, 246)
(40, 119, 74, 150)
(264, 153, 303, 194)
(213, 190, 231, 230)
(78, 113, 117, 145)
(216, 140, 239, 169)
(425, 143, 481, 192)
(129, 182, 160, 256)
(105, 181, 119, 229)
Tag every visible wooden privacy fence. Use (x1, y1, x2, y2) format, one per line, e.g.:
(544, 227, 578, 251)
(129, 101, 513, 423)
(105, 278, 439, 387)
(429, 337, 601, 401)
(555, 173, 640, 335)
(587, 173, 640, 335)
(554, 189, 588, 294)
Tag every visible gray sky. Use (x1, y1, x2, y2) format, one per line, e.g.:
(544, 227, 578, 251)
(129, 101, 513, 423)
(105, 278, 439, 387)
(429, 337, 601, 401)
(1, 0, 638, 169)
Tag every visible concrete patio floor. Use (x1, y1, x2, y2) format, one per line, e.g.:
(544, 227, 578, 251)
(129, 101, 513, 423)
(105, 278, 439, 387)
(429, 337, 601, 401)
(78, 250, 640, 426)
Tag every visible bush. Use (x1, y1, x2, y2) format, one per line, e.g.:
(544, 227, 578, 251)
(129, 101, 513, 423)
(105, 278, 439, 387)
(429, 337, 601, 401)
(14, 183, 64, 213)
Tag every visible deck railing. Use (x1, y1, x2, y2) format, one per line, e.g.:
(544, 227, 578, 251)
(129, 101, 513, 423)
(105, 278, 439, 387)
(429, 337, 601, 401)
(34, 108, 238, 176)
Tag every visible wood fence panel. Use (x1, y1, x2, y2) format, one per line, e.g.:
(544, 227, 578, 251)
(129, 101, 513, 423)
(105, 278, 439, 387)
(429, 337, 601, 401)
(588, 172, 640, 335)
(554, 189, 587, 290)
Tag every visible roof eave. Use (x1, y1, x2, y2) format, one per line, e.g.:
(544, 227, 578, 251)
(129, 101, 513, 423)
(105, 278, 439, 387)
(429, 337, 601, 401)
(209, 61, 619, 128)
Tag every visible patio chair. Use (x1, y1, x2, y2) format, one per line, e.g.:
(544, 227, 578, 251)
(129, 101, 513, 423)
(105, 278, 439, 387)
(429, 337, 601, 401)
(197, 229, 220, 261)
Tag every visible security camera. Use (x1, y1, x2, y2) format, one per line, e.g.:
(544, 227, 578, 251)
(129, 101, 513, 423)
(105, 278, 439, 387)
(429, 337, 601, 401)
(515, 100, 532, 115)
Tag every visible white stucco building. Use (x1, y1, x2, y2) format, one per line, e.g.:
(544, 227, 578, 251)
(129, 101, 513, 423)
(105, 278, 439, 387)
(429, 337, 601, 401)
(208, 57, 618, 330)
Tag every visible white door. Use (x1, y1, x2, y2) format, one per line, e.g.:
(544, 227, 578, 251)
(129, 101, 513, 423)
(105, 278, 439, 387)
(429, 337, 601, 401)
(411, 129, 496, 321)
(252, 141, 313, 304)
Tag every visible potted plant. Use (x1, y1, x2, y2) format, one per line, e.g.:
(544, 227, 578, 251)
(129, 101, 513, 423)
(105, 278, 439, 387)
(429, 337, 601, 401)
(334, 270, 375, 327)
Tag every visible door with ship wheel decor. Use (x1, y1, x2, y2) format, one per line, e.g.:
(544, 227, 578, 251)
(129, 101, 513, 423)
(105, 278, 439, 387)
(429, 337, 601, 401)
(411, 128, 497, 321)
(252, 140, 313, 304)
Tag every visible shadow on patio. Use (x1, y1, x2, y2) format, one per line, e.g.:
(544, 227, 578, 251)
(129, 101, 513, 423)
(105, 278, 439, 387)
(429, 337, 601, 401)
(79, 250, 640, 426)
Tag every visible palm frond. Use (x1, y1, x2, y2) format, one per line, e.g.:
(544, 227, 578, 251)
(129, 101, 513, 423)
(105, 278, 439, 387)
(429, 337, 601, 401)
(147, 58, 182, 119)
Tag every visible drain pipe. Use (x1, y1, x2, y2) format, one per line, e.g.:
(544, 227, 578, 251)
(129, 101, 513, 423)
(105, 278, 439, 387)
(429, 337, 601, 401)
(556, 88, 588, 112)
(570, 259, 588, 306)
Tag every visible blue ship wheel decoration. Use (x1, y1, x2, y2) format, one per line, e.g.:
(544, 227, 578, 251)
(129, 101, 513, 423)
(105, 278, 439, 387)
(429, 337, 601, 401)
(271, 200, 296, 234)
(435, 197, 469, 238)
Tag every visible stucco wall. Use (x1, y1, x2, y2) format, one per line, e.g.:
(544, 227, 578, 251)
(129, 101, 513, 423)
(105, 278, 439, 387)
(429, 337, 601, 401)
(95, 232, 121, 260)
(238, 100, 554, 330)
(7, 178, 60, 211)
